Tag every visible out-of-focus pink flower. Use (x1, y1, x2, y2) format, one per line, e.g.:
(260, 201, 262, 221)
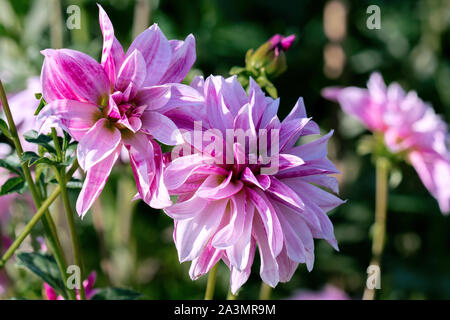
(0, 235, 12, 296)
(0, 77, 41, 151)
(323, 73, 450, 214)
(38, 5, 201, 217)
(290, 284, 350, 300)
(44, 271, 98, 300)
(163, 75, 344, 293)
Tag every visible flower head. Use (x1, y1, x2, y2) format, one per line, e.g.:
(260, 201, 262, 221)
(38, 5, 201, 217)
(163, 75, 344, 293)
(323, 72, 450, 213)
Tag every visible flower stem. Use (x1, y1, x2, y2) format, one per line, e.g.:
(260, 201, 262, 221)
(204, 263, 219, 300)
(259, 282, 272, 300)
(363, 157, 389, 300)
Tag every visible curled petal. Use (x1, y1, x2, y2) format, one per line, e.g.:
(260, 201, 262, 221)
(115, 49, 147, 99)
(140, 110, 183, 145)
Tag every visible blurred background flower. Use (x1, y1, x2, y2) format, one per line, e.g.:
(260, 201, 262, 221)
(0, 0, 449, 300)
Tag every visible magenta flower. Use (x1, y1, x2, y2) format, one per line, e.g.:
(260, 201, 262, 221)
(38, 5, 201, 217)
(44, 271, 98, 300)
(323, 73, 450, 213)
(163, 75, 344, 293)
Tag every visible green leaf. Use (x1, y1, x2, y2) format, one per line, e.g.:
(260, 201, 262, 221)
(16, 252, 67, 299)
(0, 176, 26, 195)
(0, 158, 23, 176)
(0, 119, 11, 138)
(34, 93, 42, 100)
(91, 287, 142, 300)
(23, 130, 56, 154)
(20, 151, 40, 165)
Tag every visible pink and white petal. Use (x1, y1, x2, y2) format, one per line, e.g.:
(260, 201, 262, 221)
(98, 4, 125, 86)
(212, 191, 246, 248)
(288, 130, 334, 161)
(252, 213, 280, 288)
(196, 171, 243, 200)
(115, 49, 147, 99)
(41, 49, 110, 104)
(267, 176, 305, 210)
(164, 195, 208, 220)
(147, 139, 172, 208)
(77, 118, 122, 170)
(226, 197, 255, 270)
(128, 24, 172, 86)
(246, 188, 283, 257)
(37, 99, 101, 141)
(76, 146, 120, 217)
(159, 34, 196, 84)
(229, 239, 256, 294)
(140, 110, 182, 145)
(276, 245, 299, 282)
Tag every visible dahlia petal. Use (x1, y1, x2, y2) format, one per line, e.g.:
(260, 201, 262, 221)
(267, 177, 305, 210)
(204, 77, 234, 133)
(248, 78, 266, 127)
(140, 110, 182, 145)
(125, 133, 172, 208)
(176, 199, 228, 262)
(76, 146, 120, 217)
(77, 118, 122, 170)
(164, 154, 217, 190)
(283, 179, 345, 211)
(98, 4, 125, 86)
(220, 76, 248, 116)
(128, 24, 172, 86)
(260, 98, 280, 129)
(196, 171, 243, 200)
(288, 130, 334, 161)
(253, 213, 279, 287)
(229, 240, 256, 294)
(165, 195, 208, 220)
(37, 99, 101, 141)
(41, 49, 109, 104)
(115, 49, 147, 99)
(241, 167, 269, 190)
(189, 243, 223, 280)
(159, 34, 196, 84)
(212, 191, 246, 248)
(278, 154, 305, 171)
(226, 198, 255, 270)
(134, 85, 171, 111)
(276, 245, 299, 282)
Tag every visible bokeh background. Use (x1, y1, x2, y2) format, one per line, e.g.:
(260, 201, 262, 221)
(1, 0, 450, 299)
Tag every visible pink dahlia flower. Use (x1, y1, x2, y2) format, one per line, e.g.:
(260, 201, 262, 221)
(323, 72, 450, 214)
(37, 5, 201, 217)
(44, 271, 98, 300)
(163, 75, 344, 293)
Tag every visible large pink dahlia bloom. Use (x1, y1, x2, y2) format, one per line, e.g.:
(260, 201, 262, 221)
(323, 73, 450, 214)
(38, 5, 201, 217)
(163, 75, 344, 293)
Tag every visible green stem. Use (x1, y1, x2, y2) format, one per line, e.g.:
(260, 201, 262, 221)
(204, 263, 219, 300)
(51, 145, 86, 300)
(259, 282, 272, 300)
(363, 157, 389, 300)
